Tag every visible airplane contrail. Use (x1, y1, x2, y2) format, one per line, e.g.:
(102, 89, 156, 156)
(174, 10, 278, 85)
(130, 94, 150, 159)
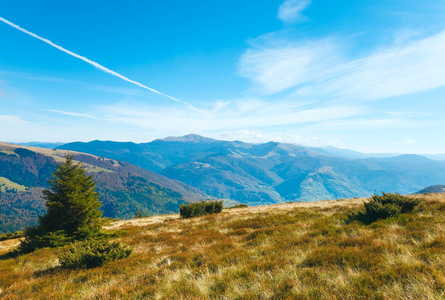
(0, 17, 196, 109)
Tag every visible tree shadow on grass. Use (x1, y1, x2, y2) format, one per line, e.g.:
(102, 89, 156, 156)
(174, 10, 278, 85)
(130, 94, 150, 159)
(0, 249, 21, 260)
(33, 266, 62, 278)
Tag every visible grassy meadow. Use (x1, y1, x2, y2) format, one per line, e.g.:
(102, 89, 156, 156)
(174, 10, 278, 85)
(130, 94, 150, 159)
(1, 193, 445, 299)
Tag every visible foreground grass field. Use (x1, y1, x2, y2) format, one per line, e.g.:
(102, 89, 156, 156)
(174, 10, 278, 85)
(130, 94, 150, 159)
(1, 194, 445, 299)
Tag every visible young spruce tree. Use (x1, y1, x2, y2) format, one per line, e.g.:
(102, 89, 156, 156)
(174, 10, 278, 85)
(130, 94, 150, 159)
(20, 154, 103, 251)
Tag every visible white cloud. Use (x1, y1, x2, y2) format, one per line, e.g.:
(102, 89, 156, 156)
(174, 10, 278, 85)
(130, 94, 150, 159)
(313, 118, 440, 130)
(0, 70, 84, 85)
(210, 129, 303, 144)
(43, 109, 96, 118)
(240, 30, 445, 101)
(0, 70, 154, 98)
(210, 129, 269, 143)
(239, 38, 338, 94)
(207, 130, 345, 148)
(403, 139, 416, 144)
(277, 0, 311, 23)
(297, 31, 445, 100)
(0, 115, 43, 143)
(0, 115, 33, 125)
(99, 99, 365, 132)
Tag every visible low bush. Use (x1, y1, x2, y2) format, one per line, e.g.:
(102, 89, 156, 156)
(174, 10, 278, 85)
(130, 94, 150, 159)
(58, 239, 132, 269)
(227, 204, 249, 209)
(135, 210, 149, 218)
(0, 231, 24, 242)
(179, 200, 223, 218)
(19, 228, 73, 253)
(348, 192, 420, 224)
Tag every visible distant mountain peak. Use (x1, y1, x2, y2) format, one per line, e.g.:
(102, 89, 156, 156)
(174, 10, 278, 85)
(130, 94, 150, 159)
(160, 134, 216, 143)
(414, 184, 445, 194)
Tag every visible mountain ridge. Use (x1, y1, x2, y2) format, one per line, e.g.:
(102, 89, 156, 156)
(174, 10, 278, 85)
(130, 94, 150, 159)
(414, 184, 445, 194)
(57, 135, 445, 205)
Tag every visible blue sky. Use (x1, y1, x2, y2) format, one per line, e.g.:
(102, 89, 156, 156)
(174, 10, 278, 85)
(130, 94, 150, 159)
(1, 0, 444, 153)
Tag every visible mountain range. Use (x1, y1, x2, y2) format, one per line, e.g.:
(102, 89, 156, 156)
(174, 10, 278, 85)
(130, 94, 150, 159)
(2, 134, 445, 233)
(314, 146, 445, 161)
(57, 134, 445, 205)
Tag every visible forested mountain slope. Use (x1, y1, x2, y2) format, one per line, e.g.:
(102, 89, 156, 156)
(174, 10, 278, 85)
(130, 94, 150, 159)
(0, 142, 205, 233)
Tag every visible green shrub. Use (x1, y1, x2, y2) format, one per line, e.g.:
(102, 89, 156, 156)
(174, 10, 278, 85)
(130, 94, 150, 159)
(58, 239, 132, 269)
(179, 200, 223, 218)
(19, 154, 105, 253)
(135, 210, 149, 218)
(348, 192, 421, 224)
(227, 204, 249, 209)
(0, 231, 24, 242)
(19, 228, 73, 253)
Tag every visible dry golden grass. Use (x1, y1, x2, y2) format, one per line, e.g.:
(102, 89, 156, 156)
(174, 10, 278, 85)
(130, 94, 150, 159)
(0, 238, 24, 254)
(1, 193, 445, 299)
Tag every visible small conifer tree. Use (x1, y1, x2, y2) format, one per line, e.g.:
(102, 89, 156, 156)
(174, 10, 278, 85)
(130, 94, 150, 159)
(20, 154, 103, 251)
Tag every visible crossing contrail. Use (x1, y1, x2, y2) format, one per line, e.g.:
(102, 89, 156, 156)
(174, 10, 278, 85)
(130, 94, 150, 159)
(0, 17, 196, 109)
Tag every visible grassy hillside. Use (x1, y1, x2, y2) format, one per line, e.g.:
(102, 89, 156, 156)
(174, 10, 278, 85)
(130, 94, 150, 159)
(1, 193, 444, 299)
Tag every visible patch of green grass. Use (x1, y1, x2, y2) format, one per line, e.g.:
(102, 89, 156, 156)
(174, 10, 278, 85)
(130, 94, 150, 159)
(0, 177, 28, 192)
(0, 150, 18, 157)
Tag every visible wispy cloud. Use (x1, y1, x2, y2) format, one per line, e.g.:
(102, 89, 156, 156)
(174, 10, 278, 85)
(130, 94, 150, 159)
(100, 99, 365, 132)
(240, 30, 445, 101)
(298, 31, 445, 100)
(0, 115, 43, 143)
(208, 129, 317, 145)
(0, 70, 84, 84)
(0, 70, 153, 98)
(277, 0, 311, 23)
(239, 37, 338, 94)
(43, 109, 96, 118)
(403, 139, 416, 145)
(0, 115, 33, 125)
(0, 17, 196, 109)
(313, 118, 441, 130)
